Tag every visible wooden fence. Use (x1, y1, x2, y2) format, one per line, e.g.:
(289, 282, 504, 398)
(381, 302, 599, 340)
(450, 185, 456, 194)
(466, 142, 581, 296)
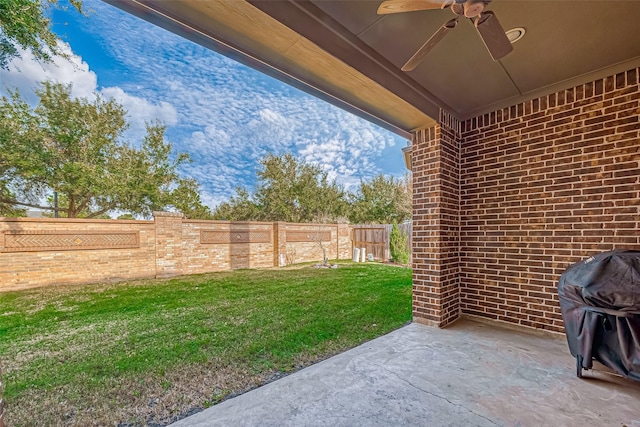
(351, 223, 412, 262)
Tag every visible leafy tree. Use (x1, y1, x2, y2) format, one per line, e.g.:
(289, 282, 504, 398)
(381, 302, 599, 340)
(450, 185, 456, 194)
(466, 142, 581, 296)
(349, 173, 411, 224)
(213, 153, 348, 223)
(389, 220, 409, 265)
(41, 192, 110, 218)
(0, 81, 210, 218)
(398, 173, 412, 220)
(167, 178, 213, 219)
(0, 186, 26, 216)
(212, 187, 260, 221)
(254, 153, 348, 223)
(0, 0, 84, 69)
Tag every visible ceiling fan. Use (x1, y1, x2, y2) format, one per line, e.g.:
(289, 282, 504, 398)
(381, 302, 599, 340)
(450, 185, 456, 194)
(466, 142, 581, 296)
(377, 0, 513, 71)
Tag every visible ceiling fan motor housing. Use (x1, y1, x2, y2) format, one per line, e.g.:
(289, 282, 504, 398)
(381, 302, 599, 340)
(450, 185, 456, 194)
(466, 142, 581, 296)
(377, 0, 510, 70)
(463, 0, 488, 18)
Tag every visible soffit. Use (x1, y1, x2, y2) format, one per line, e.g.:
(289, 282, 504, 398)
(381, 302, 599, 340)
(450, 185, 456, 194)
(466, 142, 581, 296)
(106, 0, 438, 137)
(108, 0, 640, 134)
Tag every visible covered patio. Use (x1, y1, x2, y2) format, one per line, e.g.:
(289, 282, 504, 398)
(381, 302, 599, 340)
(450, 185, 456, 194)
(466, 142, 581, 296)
(172, 320, 640, 426)
(109, 0, 640, 331)
(106, 0, 639, 424)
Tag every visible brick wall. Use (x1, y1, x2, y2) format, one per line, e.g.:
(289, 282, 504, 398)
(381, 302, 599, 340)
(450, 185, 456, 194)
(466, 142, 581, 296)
(458, 68, 640, 333)
(182, 220, 276, 272)
(155, 212, 184, 278)
(284, 223, 340, 264)
(0, 218, 156, 291)
(411, 66, 640, 333)
(0, 215, 354, 291)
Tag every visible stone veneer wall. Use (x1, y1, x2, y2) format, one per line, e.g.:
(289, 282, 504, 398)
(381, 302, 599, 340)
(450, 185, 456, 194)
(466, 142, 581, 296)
(411, 66, 640, 333)
(0, 214, 353, 291)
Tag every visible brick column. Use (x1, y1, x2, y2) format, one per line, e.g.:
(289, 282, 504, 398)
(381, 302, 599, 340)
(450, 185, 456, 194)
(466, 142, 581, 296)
(273, 221, 287, 266)
(154, 211, 184, 278)
(412, 111, 461, 327)
(336, 223, 352, 259)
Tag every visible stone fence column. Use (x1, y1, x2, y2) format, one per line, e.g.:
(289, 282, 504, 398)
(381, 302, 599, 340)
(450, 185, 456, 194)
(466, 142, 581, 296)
(154, 211, 184, 278)
(337, 223, 352, 259)
(273, 221, 287, 266)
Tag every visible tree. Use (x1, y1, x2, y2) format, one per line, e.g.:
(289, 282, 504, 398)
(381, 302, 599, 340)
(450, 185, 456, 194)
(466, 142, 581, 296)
(0, 0, 83, 69)
(389, 220, 409, 265)
(0, 186, 26, 217)
(212, 187, 260, 221)
(0, 81, 210, 218)
(41, 193, 110, 218)
(254, 153, 348, 223)
(167, 178, 213, 220)
(213, 153, 348, 223)
(398, 173, 412, 220)
(349, 173, 411, 224)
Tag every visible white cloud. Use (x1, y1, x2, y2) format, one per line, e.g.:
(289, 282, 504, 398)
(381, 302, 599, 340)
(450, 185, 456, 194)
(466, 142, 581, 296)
(0, 40, 179, 141)
(100, 86, 178, 139)
(0, 41, 97, 100)
(101, 86, 178, 126)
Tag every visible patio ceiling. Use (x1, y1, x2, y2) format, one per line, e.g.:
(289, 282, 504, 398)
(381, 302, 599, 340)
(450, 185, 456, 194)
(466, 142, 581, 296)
(107, 0, 640, 137)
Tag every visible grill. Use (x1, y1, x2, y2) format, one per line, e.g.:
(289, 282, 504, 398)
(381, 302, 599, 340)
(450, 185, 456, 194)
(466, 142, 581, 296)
(558, 250, 640, 380)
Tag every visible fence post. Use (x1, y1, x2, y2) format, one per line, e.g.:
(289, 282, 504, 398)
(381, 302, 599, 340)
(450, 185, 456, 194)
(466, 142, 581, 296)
(154, 211, 184, 278)
(273, 222, 287, 266)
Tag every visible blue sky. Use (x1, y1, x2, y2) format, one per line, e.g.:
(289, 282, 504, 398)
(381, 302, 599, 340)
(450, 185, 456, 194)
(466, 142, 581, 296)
(0, 0, 409, 209)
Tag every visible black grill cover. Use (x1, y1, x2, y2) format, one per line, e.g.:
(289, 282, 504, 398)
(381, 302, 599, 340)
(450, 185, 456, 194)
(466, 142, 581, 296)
(558, 250, 640, 381)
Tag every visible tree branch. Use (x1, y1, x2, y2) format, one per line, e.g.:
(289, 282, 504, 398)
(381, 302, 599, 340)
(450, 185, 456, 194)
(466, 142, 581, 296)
(0, 198, 67, 212)
(75, 194, 93, 214)
(85, 203, 116, 219)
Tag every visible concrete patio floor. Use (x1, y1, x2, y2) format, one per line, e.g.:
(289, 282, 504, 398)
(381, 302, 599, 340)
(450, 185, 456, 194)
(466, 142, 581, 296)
(172, 319, 640, 427)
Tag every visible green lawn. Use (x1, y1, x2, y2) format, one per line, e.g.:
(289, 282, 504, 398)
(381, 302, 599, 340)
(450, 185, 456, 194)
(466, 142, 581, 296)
(0, 262, 411, 426)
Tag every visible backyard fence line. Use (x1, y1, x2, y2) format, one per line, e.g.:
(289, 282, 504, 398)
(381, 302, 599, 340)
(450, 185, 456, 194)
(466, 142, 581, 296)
(0, 213, 353, 292)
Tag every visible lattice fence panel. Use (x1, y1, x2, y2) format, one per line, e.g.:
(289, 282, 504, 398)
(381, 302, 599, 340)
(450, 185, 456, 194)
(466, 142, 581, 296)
(200, 230, 272, 244)
(2, 231, 139, 252)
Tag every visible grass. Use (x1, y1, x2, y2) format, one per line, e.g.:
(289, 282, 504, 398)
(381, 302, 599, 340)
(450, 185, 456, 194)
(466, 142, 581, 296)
(0, 262, 412, 426)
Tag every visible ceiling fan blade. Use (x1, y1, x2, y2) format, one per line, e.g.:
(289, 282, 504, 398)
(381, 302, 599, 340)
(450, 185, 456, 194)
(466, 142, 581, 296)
(377, 0, 450, 15)
(475, 11, 513, 60)
(402, 18, 458, 71)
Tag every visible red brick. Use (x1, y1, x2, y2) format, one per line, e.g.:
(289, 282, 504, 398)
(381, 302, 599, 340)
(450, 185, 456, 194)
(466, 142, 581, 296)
(417, 66, 640, 333)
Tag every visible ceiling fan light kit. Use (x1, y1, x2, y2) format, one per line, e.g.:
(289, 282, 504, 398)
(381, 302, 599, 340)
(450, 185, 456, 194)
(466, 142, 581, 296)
(377, 0, 514, 71)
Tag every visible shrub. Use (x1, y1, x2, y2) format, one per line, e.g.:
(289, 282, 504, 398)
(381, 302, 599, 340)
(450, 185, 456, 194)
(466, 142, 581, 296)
(389, 220, 409, 265)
